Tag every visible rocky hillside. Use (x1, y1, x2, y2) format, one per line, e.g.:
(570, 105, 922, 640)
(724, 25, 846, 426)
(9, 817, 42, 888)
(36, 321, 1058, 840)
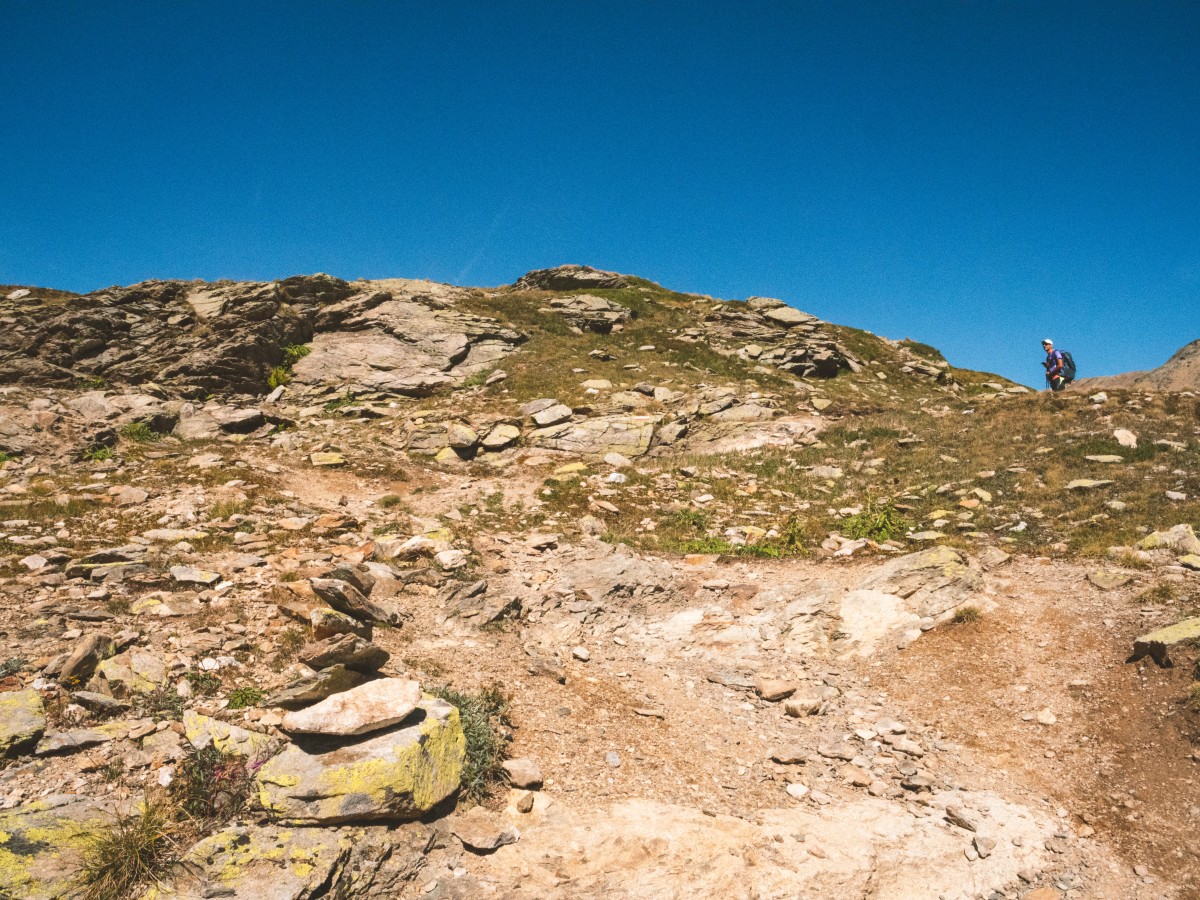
(0, 266, 1197, 899)
(1075, 338, 1200, 393)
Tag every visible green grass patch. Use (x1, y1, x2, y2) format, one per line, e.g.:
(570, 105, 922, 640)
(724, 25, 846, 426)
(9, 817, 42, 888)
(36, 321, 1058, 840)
(226, 686, 265, 709)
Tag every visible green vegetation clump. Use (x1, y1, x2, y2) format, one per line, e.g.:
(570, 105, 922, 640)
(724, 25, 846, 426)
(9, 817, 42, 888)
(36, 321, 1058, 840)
(428, 684, 511, 803)
(841, 500, 912, 542)
(76, 796, 178, 900)
(184, 671, 222, 697)
(0, 656, 27, 678)
(170, 742, 255, 825)
(226, 686, 265, 709)
(378, 494, 405, 508)
(83, 445, 114, 462)
(119, 421, 159, 443)
(267, 343, 311, 388)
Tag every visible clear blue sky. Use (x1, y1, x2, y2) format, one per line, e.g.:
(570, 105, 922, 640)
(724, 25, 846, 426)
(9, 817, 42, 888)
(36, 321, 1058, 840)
(2, 2, 1197, 386)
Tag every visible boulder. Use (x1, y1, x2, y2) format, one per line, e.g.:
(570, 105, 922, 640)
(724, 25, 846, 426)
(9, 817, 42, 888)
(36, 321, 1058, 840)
(481, 423, 521, 450)
(1130, 617, 1200, 668)
(257, 697, 465, 824)
(90, 648, 167, 697)
(548, 294, 633, 333)
(265, 664, 368, 710)
(0, 689, 45, 756)
(299, 633, 390, 673)
(310, 577, 397, 625)
(530, 415, 658, 457)
(158, 822, 430, 900)
(310, 606, 373, 641)
(58, 633, 115, 686)
(856, 546, 981, 619)
(281, 678, 422, 737)
(514, 265, 629, 291)
(1137, 524, 1200, 556)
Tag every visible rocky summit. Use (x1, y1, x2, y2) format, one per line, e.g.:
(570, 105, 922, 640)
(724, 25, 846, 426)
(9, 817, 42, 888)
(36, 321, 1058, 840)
(0, 265, 1197, 899)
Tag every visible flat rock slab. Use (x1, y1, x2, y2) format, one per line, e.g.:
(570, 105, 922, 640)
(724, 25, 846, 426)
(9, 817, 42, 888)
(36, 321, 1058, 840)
(282, 678, 422, 736)
(458, 793, 1054, 898)
(1088, 569, 1134, 591)
(1066, 479, 1114, 491)
(452, 806, 521, 852)
(257, 698, 465, 824)
(0, 795, 115, 899)
(1131, 617, 1200, 667)
(161, 822, 431, 900)
(265, 664, 367, 710)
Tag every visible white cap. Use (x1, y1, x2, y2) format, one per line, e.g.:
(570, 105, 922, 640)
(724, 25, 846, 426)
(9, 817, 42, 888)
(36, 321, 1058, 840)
(1041, 338, 1053, 346)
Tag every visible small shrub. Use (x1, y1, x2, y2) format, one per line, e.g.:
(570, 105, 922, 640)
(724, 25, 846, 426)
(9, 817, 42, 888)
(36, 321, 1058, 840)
(266, 366, 292, 389)
(0, 450, 14, 464)
(119, 421, 158, 443)
(226, 686, 265, 709)
(0, 657, 27, 678)
(105, 597, 131, 616)
(666, 508, 708, 532)
(209, 499, 249, 520)
(76, 795, 178, 900)
(144, 686, 184, 721)
(170, 742, 255, 826)
(428, 684, 511, 804)
(952, 606, 981, 625)
(276, 627, 307, 660)
(185, 671, 222, 697)
(378, 494, 405, 508)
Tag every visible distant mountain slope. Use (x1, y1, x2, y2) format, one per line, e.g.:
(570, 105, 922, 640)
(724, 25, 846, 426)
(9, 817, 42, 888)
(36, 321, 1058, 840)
(1075, 338, 1200, 392)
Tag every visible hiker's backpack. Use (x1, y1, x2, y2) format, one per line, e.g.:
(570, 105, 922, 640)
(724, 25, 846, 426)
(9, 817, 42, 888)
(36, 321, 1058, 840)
(1061, 351, 1077, 380)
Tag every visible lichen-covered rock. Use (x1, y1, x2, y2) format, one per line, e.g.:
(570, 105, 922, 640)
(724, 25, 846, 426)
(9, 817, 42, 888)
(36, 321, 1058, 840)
(90, 648, 167, 697)
(257, 698, 465, 824)
(148, 821, 431, 900)
(0, 689, 45, 757)
(857, 546, 981, 619)
(0, 795, 113, 899)
(184, 710, 280, 760)
(1137, 523, 1200, 556)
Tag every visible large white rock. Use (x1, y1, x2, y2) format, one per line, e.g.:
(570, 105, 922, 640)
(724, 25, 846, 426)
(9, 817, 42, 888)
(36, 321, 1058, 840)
(281, 678, 422, 737)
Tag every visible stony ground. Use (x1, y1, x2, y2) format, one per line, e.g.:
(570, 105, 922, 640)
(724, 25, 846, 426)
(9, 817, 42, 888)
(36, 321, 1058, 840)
(0, 267, 1197, 900)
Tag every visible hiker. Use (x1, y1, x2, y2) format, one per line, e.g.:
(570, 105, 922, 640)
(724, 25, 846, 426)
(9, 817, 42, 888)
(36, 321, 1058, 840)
(1041, 339, 1072, 392)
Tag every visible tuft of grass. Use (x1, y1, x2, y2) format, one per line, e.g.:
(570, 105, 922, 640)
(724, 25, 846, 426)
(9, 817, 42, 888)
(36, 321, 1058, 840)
(0, 656, 27, 678)
(119, 421, 159, 443)
(322, 394, 357, 413)
(841, 500, 912, 543)
(144, 686, 185, 721)
(1134, 583, 1178, 606)
(76, 795, 179, 900)
(282, 343, 311, 366)
(952, 606, 981, 625)
(83, 445, 114, 462)
(428, 684, 511, 804)
(0, 450, 15, 464)
(185, 671, 222, 697)
(209, 499, 249, 520)
(226, 686, 265, 709)
(378, 494, 405, 508)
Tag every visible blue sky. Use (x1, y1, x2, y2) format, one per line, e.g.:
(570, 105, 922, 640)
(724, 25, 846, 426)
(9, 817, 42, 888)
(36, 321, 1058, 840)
(2, 2, 1197, 386)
